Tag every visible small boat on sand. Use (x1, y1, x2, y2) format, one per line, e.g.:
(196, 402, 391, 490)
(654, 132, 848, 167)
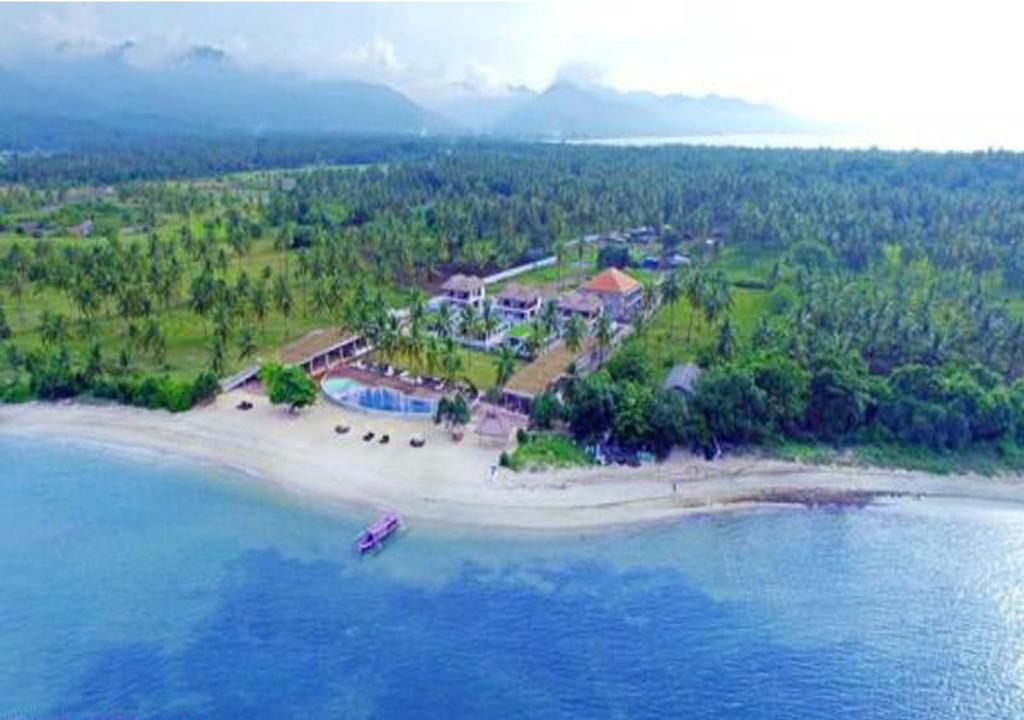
(356, 511, 402, 554)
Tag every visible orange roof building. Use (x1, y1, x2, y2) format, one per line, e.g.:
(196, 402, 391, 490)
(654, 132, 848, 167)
(580, 268, 643, 320)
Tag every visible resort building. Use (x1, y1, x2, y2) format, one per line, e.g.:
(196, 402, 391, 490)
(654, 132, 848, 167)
(580, 267, 643, 321)
(557, 290, 604, 327)
(279, 328, 371, 377)
(495, 283, 542, 322)
(441, 274, 485, 310)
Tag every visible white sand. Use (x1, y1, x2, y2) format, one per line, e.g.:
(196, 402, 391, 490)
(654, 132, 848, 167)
(4, 391, 1024, 530)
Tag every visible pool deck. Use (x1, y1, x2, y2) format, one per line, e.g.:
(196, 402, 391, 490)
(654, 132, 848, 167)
(325, 364, 442, 400)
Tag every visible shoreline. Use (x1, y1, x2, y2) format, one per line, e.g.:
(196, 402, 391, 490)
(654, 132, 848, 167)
(4, 394, 1024, 531)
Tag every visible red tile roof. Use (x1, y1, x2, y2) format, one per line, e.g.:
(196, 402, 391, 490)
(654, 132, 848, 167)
(583, 268, 641, 295)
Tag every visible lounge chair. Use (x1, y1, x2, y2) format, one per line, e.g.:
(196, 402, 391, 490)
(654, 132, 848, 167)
(334, 424, 350, 435)
(363, 431, 375, 442)
(379, 434, 390, 445)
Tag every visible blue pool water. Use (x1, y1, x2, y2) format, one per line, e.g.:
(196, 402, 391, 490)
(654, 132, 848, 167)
(322, 377, 436, 416)
(3, 436, 1024, 718)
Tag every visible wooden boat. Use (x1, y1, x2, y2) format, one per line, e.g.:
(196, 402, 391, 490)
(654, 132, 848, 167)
(355, 511, 401, 554)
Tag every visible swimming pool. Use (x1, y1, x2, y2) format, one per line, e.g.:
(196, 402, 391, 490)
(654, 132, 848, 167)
(322, 377, 437, 416)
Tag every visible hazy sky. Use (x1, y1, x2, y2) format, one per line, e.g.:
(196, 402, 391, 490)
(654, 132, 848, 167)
(3, 1, 1023, 140)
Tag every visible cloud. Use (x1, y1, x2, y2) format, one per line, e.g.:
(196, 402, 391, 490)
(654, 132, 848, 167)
(553, 61, 607, 88)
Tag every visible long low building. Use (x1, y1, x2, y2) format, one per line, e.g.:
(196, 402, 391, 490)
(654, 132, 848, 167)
(278, 328, 371, 376)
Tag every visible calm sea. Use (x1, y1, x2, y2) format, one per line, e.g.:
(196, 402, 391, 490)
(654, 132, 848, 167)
(2, 436, 1024, 719)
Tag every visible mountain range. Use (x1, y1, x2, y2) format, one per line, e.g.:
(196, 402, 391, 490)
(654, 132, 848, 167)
(0, 49, 810, 149)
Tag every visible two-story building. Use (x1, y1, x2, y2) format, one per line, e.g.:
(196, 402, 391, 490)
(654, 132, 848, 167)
(441, 274, 485, 310)
(579, 268, 643, 321)
(557, 290, 604, 328)
(495, 283, 542, 323)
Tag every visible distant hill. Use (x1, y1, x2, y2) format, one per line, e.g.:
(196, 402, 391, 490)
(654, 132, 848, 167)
(493, 81, 807, 139)
(0, 52, 446, 149)
(0, 53, 810, 149)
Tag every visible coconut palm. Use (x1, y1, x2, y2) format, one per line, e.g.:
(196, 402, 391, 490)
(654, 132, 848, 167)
(661, 269, 682, 339)
(553, 238, 568, 290)
(435, 302, 453, 339)
(526, 318, 548, 359)
(595, 312, 613, 363)
(480, 298, 500, 348)
(495, 344, 517, 388)
(564, 314, 585, 355)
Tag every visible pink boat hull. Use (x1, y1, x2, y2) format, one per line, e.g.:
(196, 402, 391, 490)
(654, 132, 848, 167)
(356, 512, 401, 553)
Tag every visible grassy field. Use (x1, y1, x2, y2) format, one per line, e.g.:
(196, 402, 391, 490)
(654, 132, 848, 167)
(643, 287, 771, 375)
(0, 205, 424, 383)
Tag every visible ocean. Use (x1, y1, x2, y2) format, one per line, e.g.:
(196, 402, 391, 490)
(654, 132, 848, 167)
(2, 436, 1024, 719)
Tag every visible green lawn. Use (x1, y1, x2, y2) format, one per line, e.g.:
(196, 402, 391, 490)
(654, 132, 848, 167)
(643, 286, 771, 373)
(507, 432, 593, 471)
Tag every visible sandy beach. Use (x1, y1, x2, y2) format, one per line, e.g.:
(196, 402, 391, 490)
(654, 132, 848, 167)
(4, 392, 1024, 530)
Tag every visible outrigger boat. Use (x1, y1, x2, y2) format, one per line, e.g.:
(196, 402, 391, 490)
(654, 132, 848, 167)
(355, 511, 402, 554)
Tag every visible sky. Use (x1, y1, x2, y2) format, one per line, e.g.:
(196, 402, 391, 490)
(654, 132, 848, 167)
(3, 1, 1024, 142)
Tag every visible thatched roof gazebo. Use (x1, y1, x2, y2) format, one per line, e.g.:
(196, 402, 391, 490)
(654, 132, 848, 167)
(475, 409, 512, 446)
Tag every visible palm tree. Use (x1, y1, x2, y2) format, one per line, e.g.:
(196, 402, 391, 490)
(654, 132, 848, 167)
(541, 299, 559, 337)
(495, 344, 517, 388)
(596, 312, 613, 363)
(703, 272, 733, 329)
(424, 335, 441, 377)
(553, 238, 568, 290)
(684, 267, 706, 341)
(273, 273, 293, 339)
(480, 298, 500, 348)
(526, 318, 548, 359)
(564, 314, 585, 356)
(459, 302, 479, 343)
(661, 269, 682, 338)
(238, 326, 258, 362)
(251, 279, 269, 337)
(441, 338, 464, 388)
(716, 318, 736, 359)
(435, 302, 453, 339)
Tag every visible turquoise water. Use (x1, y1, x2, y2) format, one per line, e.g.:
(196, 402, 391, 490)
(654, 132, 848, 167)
(3, 437, 1024, 718)
(322, 377, 436, 416)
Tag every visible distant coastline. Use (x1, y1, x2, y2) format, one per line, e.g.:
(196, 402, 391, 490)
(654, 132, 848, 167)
(5, 395, 1024, 532)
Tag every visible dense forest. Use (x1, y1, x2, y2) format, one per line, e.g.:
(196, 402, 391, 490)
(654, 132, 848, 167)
(6, 137, 1024, 469)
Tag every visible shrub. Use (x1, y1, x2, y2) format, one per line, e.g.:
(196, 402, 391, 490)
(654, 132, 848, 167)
(605, 342, 654, 385)
(530, 392, 564, 429)
(191, 371, 220, 405)
(261, 362, 317, 411)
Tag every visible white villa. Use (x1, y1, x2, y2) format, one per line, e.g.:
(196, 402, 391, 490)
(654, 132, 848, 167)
(495, 283, 542, 322)
(441, 274, 485, 310)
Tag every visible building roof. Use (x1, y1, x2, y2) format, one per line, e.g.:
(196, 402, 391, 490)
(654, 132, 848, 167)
(504, 337, 597, 397)
(442, 274, 483, 293)
(474, 409, 512, 439)
(583, 268, 642, 295)
(663, 363, 702, 394)
(279, 328, 353, 365)
(557, 290, 604, 315)
(496, 282, 541, 305)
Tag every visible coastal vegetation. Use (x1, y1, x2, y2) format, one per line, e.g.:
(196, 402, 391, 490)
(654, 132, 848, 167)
(7, 137, 1024, 468)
